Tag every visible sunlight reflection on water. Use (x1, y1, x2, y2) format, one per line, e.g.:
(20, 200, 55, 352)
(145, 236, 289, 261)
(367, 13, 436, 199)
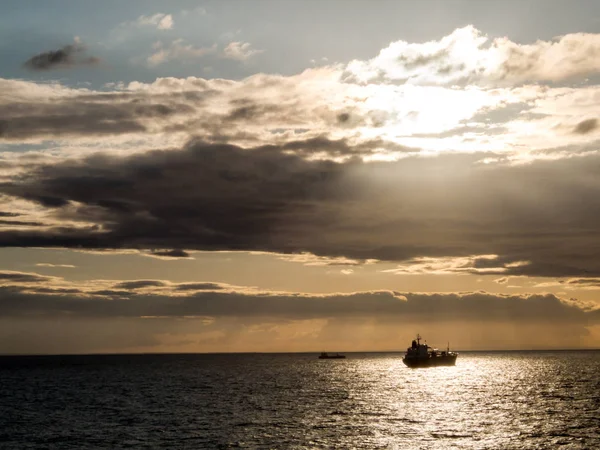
(317, 352, 599, 449)
(1, 352, 599, 448)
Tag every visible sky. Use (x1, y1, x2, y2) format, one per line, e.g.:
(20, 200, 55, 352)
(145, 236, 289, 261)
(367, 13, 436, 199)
(2, 0, 600, 354)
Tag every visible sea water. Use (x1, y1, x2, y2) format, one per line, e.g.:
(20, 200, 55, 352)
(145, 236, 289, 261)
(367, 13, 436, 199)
(1, 351, 599, 449)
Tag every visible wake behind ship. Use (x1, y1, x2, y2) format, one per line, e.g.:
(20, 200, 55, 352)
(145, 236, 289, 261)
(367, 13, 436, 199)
(403, 334, 457, 368)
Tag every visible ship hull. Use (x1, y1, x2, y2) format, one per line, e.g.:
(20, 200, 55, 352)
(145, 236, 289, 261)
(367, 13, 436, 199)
(403, 355, 457, 368)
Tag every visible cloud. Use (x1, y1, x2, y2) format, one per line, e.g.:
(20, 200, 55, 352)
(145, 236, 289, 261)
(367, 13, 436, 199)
(573, 118, 598, 134)
(344, 26, 600, 86)
(557, 278, 600, 290)
(0, 273, 596, 324)
(4, 141, 600, 277)
(0, 69, 568, 152)
(6, 28, 600, 279)
(35, 263, 76, 268)
(384, 255, 532, 276)
(23, 43, 99, 71)
(0, 271, 54, 283)
(275, 252, 368, 266)
(113, 280, 168, 290)
(132, 13, 174, 30)
(223, 41, 263, 61)
(156, 15, 173, 30)
(0, 81, 198, 140)
(0, 272, 597, 353)
(174, 282, 226, 291)
(147, 249, 191, 259)
(147, 40, 215, 66)
(0, 218, 44, 227)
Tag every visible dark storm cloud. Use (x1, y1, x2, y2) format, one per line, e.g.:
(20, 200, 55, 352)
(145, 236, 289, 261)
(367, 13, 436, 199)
(4, 140, 600, 277)
(573, 118, 598, 135)
(23, 44, 99, 71)
(0, 138, 347, 252)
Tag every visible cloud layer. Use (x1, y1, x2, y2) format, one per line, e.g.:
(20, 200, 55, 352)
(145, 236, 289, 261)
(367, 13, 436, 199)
(4, 26, 600, 284)
(4, 139, 600, 278)
(0, 271, 597, 353)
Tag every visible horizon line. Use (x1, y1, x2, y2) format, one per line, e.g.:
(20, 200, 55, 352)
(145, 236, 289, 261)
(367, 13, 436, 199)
(2, 348, 600, 357)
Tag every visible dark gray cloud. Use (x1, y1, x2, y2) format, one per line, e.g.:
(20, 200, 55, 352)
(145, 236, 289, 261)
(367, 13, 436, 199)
(0, 271, 53, 283)
(561, 278, 600, 288)
(4, 140, 600, 277)
(0, 218, 44, 226)
(113, 280, 168, 290)
(0, 138, 347, 252)
(149, 249, 191, 258)
(259, 136, 414, 158)
(23, 44, 99, 71)
(0, 274, 597, 353)
(573, 118, 598, 135)
(0, 99, 195, 140)
(0, 282, 596, 325)
(174, 282, 226, 291)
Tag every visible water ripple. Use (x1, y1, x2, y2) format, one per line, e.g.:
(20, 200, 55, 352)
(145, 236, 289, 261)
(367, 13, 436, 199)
(1, 351, 599, 448)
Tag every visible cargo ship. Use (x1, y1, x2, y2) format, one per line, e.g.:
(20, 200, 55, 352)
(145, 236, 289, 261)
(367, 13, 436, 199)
(402, 334, 457, 367)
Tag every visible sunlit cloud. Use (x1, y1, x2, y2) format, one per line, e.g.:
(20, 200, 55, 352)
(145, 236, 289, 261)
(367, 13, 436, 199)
(344, 26, 600, 86)
(223, 41, 263, 61)
(129, 13, 174, 30)
(35, 263, 76, 268)
(383, 255, 531, 275)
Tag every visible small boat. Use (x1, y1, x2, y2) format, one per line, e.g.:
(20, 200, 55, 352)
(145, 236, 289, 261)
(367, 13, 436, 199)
(318, 352, 346, 359)
(402, 334, 457, 368)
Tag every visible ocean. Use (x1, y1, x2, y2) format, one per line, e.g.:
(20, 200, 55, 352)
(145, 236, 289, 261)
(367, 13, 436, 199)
(1, 351, 599, 449)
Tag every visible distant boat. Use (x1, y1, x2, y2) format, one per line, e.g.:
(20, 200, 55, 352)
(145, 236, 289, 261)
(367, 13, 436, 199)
(402, 334, 457, 368)
(318, 352, 346, 359)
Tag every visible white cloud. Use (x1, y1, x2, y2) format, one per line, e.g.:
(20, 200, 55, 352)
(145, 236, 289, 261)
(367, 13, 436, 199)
(344, 25, 600, 86)
(147, 40, 215, 66)
(157, 14, 173, 30)
(131, 13, 174, 30)
(223, 41, 263, 61)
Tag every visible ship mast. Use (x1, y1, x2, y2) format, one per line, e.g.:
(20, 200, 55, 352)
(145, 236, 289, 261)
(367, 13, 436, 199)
(416, 333, 421, 345)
